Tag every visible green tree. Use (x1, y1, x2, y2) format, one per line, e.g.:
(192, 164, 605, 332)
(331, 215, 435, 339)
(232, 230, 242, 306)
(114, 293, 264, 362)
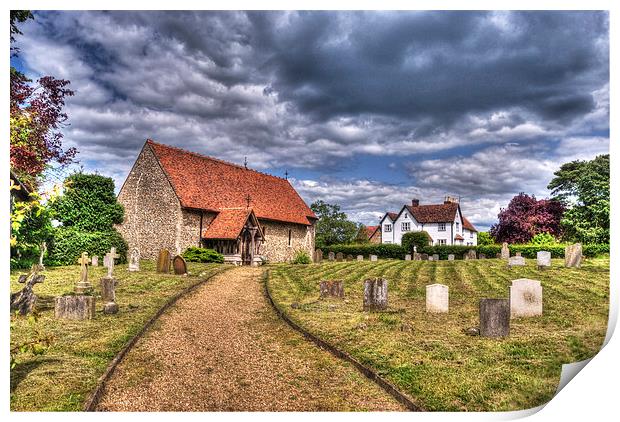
(310, 200, 359, 248)
(402, 231, 432, 253)
(548, 154, 609, 244)
(477, 231, 494, 246)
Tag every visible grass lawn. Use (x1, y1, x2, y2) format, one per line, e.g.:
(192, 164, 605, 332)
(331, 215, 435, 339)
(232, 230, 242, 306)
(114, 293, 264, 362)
(10, 260, 228, 411)
(267, 257, 609, 411)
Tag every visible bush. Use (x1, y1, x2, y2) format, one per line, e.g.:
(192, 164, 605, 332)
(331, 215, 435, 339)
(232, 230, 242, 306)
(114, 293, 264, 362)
(291, 250, 312, 264)
(46, 227, 128, 266)
(401, 231, 432, 253)
(182, 247, 224, 263)
(477, 231, 494, 246)
(322, 243, 406, 259)
(529, 232, 557, 246)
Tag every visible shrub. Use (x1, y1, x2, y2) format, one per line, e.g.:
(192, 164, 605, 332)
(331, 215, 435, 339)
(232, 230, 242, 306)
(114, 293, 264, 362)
(291, 250, 312, 264)
(46, 227, 128, 266)
(529, 232, 557, 246)
(401, 231, 432, 253)
(476, 231, 494, 246)
(182, 247, 224, 263)
(322, 243, 406, 259)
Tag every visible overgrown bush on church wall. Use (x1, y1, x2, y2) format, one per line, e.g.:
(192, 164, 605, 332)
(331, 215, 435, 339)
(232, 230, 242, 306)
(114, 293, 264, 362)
(320, 243, 406, 259)
(182, 247, 224, 263)
(46, 227, 128, 266)
(291, 249, 312, 264)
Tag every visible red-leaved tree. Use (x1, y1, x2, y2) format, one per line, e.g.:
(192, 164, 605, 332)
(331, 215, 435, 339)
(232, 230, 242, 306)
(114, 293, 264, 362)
(489, 193, 565, 243)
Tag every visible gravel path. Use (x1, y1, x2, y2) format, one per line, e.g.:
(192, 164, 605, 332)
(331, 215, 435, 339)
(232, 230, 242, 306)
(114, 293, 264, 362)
(96, 267, 404, 411)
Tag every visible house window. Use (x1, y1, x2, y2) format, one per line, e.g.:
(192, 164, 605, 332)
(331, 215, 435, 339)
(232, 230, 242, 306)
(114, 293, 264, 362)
(401, 222, 411, 232)
(438, 223, 446, 231)
(288, 229, 292, 246)
(384, 224, 392, 232)
(470, 231, 474, 238)
(456, 222, 460, 232)
(438, 239, 447, 245)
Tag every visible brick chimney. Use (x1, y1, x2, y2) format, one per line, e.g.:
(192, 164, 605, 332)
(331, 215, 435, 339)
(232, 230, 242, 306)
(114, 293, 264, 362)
(411, 198, 419, 207)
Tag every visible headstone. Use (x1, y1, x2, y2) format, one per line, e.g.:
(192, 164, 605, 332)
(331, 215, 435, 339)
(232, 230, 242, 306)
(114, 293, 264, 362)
(357, 255, 364, 261)
(319, 280, 344, 299)
(432, 254, 440, 261)
(421, 253, 429, 261)
(328, 251, 335, 261)
(565, 243, 583, 268)
(75, 252, 92, 294)
(91, 255, 99, 267)
(426, 284, 449, 313)
(128, 248, 140, 272)
(101, 276, 119, 314)
(537, 251, 551, 270)
(54, 296, 95, 320)
(501, 242, 510, 260)
(414, 252, 421, 261)
(105, 247, 119, 278)
(172, 255, 188, 275)
(447, 254, 455, 261)
(336, 252, 344, 262)
(103, 254, 111, 269)
(508, 256, 526, 267)
(346, 254, 353, 261)
(315, 249, 323, 263)
(479, 253, 486, 260)
(370, 255, 378, 262)
(479, 299, 510, 337)
(515, 252, 522, 257)
(363, 278, 388, 311)
(10, 264, 45, 315)
(510, 279, 542, 318)
(157, 249, 171, 273)
(405, 254, 411, 261)
(466, 250, 477, 260)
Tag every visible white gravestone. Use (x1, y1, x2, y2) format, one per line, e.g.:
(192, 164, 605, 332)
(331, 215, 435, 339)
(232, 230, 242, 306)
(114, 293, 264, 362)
(432, 254, 439, 261)
(128, 248, 140, 272)
(508, 256, 526, 267)
(426, 284, 449, 313)
(501, 242, 510, 260)
(448, 254, 455, 261)
(537, 251, 551, 269)
(510, 278, 542, 318)
(91, 255, 99, 267)
(565, 243, 582, 268)
(405, 254, 411, 261)
(357, 255, 364, 261)
(370, 255, 378, 262)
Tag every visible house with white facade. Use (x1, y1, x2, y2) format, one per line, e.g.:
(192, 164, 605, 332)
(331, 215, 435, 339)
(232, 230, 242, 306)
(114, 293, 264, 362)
(379, 197, 478, 246)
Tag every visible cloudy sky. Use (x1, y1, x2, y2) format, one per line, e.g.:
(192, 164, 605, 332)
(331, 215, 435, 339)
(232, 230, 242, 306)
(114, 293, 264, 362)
(12, 11, 609, 230)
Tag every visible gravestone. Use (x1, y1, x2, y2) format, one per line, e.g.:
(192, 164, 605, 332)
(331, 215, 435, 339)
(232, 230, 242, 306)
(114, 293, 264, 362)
(537, 251, 551, 270)
(414, 252, 422, 261)
(479, 299, 510, 337)
(508, 256, 526, 267)
(479, 253, 486, 260)
(428, 256, 434, 261)
(319, 280, 344, 299)
(510, 278, 542, 318)
(501, 242, 510, 259)
(172, 255, 188, 275)
(421, 253, 429, 261)
(466, 250, 477, 260)
(328, 251, 335, 261)
(315, 249, 323, 263)
(363, 278, 388, 311)
(101, 276, 119, 314)
(11, 264, 45, 315)
(432, 254, 440, 261)
(515, 252, 522, 257)
(128, 248, 140, 272)
(357, 255, 364, 261)
(91, 255, 99, 267)
(75, 252, 93, 294)
(103, 254, 111, 269)
(54, 296, 96, 320)
(405, 254, 411, 261)
(105, 247, 120, 278)
(346, 254, 353, 261)
(336, 252, 344, 262)
(370, 255, 378, 262)
(565, 243, 582, 268)
(157, 249, 171, 273)
(448, 254, 455, 261)
(426, 284, 449, 313)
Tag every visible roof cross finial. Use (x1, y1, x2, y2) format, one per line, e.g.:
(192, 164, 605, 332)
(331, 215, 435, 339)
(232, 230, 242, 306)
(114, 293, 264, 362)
(284, 169, 289, 180)
(244, 156, 248, 170)
(245, 194, 251, 208)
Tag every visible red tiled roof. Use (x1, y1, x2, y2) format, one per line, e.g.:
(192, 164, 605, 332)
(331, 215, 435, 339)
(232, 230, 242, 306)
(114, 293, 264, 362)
(147, 140, 316, 225)
(386, 212, 398, 221)
(406, 203, 459, 223)
(202, 208, 252, 239)
(365, 225, 379, 239)
(462, 216, 478, 232)
(454, 234, 464, 241)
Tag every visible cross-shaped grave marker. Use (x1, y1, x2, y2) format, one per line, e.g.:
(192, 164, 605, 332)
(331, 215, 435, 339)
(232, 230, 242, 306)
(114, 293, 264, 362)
(105, 247, 120, 278)
(75, 252, 92, 294)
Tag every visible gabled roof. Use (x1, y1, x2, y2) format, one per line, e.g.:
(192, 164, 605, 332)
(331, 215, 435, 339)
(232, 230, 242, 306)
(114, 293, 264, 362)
(462, 216, 478, 232)
(455, 234, 464, 241)
(202, 208, 255, 240)
(365, 225, 379, 239)
(147, 140, 316, 226)
(405, 203, 459, 223)
(379, 212, 398, 225)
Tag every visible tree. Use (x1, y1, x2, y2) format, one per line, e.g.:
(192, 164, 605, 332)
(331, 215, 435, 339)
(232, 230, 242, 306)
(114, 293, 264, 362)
(476, 231, 494, 245)
(310, 200, 359, 248)
(354, 224, 370, 244)
(402, 231, 432, 253)
(489, 193, 564, 244)
(548, 154, 609, 244)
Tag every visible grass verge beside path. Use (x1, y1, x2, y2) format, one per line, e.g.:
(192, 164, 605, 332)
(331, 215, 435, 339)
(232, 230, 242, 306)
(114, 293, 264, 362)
(267, 258, 609, 411)
(10, 261, 228, 411)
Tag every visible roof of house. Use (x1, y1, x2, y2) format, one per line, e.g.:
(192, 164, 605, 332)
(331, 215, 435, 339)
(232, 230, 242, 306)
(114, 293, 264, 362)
(455, 234, 464, 241)
(147, 140, 316, 226)
(201, 208, 254, 239)
(365, 225, 379, 238)
(405, 203, 460, 223)
(462, 216, 477, 232)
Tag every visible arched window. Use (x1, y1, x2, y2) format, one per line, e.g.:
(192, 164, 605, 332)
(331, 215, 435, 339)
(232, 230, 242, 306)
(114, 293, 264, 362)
(288, 229, 292, 246)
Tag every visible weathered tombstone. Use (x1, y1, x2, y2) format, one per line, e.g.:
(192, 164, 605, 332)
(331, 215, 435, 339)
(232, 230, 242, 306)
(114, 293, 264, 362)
(357, 255, 364, 261)
(75, 252, 93, 294)
(370, 255, 378, 262)
(413, 252, 422, 261)
(319, 280, 344, 299)
(103, 254, 111, 269)
(54, 295, 96, 320)
(426, 284, 449, 313)
(479, 299, 510, 337)
(501, 242, 510, 259)
(515, 251, 522, 257)
(172, 255, 188, 275)
(428, 256, 434, 261)
(510, 279, 542, 318)
(346, 254, 354, 261)
(508, 256, 526, 267)
(537, 251, 551, 270)
(421, 253, 429, 261)
(101, 276, 119, 314)
(328, 251, 335, 261)
(91, 255, 99, 267)
(363, 278, 388, 311)
(11, 264, 45, 315)
(105, 247, 120, 278)
(466, 250, 477, 260)
(405, 254, 411, 261)
(432, 254, 440, 261)
(336, 252, 344, 262)
(128, 248, 140, 272)
(157, 249, 171, 273)
(479, 253, 486, 260)
(315, 249, 323, 263)
(447, 254, 455, 261)
(565, 243, 583, 268)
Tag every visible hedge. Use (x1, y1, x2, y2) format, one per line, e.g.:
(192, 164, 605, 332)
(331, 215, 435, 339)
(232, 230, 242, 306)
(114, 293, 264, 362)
(319, 244, 406, 259)
(182, 247, 224, 263)
(46, 227, 128, 266)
